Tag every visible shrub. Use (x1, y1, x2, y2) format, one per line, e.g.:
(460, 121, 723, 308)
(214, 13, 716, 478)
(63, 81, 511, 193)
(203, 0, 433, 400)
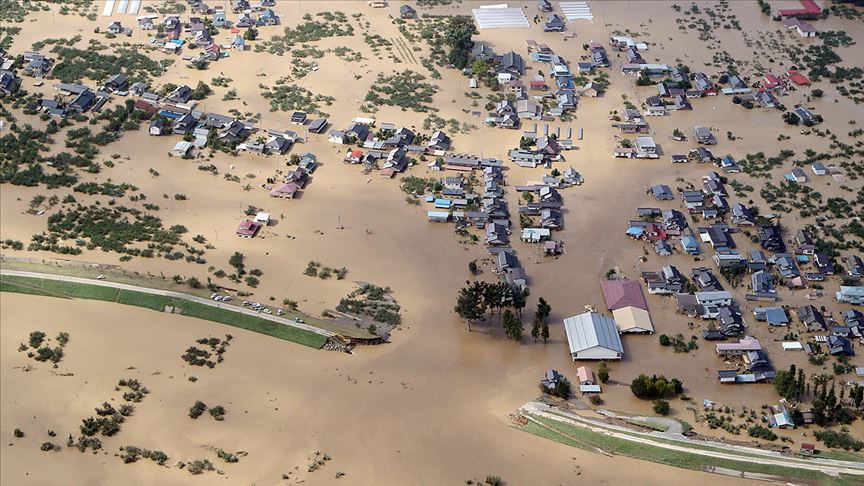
(653, 399, 670, 415)
(598, 362, 609, 383)
(630, 374, 683, 399)
(209, 405, 226, 421)
(13, 428, 24, 438)
(189, 401, 207, 419)
(550, 378, 571, 399)
(186, 459, 215, 475)
(813, 429, 863, 451)
(747, 424, 777, 441)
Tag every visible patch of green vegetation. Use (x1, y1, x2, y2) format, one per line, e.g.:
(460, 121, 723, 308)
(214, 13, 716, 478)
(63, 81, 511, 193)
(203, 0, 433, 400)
(181, 335, 232, 368)
(49, 42, 165, 83)
(399, 175, 443, 195)
(333, 46, 364, 62)
(119, 445, 169, 465)
(254, 11, 353, 56)
(142, 0, 186, 14)
(363, 70, 437, 113)
(0, 0, 42, 23)
(260, 77, 335, 115)
(523, 414, 858, 485)
(0, 275, 329, 349)
(0, 26, 22, 50)
(336, 283, 401, 328)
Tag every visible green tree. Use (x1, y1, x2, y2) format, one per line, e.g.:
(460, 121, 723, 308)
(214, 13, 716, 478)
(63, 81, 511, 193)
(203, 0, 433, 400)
(502, 309, 522, 341)
(244, 27, 258, 41)
(454, 281, 486, 331)
(532, 297, 551, 343)
(653, 399, 670, 415)
(510, 284, 529, 316)
(228, 252, 245, 275)
(598, 361, 609, 383)
(552, 378, 571, 399)
(773, 364, 798, 400)
(443, 17, 477, 69)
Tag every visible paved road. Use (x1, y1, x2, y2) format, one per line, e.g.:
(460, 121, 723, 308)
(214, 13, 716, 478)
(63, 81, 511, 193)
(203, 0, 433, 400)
(521, 402, 864, 478)
(1, 270, 334, 338)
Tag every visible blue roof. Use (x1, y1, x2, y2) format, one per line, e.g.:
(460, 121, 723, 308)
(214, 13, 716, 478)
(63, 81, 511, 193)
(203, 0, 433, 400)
(158, 110, 182, 119)
(755, 307, 788, 325)
(681, 235, 699, 254)
(434, 199, 452, 208)
(425, 195, 435, 202)
(626, 226, 645, 237)
(796, 255, 810, 262)
(427, 211, 450, 218)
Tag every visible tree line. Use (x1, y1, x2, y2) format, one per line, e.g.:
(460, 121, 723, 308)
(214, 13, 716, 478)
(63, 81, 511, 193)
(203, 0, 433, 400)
(454, 281, 552, 342)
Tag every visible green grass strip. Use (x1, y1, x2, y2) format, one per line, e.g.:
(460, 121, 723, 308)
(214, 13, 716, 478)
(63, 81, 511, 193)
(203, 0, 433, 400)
(524, 414, 861, 486)
(2, 275, 328, 349)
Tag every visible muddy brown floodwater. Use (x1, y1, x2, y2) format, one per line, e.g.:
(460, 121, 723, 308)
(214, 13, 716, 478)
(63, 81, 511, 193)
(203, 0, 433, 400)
(2, 0, 863, 484)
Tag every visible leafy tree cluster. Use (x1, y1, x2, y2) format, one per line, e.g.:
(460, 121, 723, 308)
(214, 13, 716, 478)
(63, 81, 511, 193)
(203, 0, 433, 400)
(181, 335, 232, 368)
(530, 297, 551, 343)
(261, 78, 335, 114)
(119, 445, 169, 465)
(364, 70, 438, 113)
(454, 281, 530, 331)
(630, 374, 684, 400)
(33, 203, 202, 262)
(18, 330, 69, 366)
(811, 380, 858, 426)
(813, 428, 863, 451)
(773, 364, 806, 400)
(50, 44, 164, 84)
(253, 11, 353, 56)
(747, 424, 777, 441)
(336, 283, 401, 327)
(442, 16, 477, 69)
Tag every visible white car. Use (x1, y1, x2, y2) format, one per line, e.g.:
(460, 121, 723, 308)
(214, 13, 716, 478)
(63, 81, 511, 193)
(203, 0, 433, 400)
(96, 275, 106, 280)
(263, 308, 272, 314)
(211, 293, 219, 299)
(242, 300, 250, 306)
(277, 309, 284, 316)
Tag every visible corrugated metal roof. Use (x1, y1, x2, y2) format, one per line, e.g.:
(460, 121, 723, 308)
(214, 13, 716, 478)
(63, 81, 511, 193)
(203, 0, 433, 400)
(563, 312, 623, 355)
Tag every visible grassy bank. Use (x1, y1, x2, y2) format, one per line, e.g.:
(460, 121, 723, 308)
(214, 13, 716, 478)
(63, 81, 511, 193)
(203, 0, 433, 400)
(1, 275, 328, 349)
(522, 414, 861, 486)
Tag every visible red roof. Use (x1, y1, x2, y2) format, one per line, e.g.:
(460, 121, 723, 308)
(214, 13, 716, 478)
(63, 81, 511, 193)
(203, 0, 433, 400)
(529, 80, 548, 86)
(270, 182, 299, 196)
(236, 219, 261, 236)
(134, 99, 158, 113)
(600, 279, 648, 311)
(351, 149, 363, 158)
(764, 74, 781, 88)
(801, 443, 815, 450)
(786, 70, 811, 86)
(779, 0, 821, 17)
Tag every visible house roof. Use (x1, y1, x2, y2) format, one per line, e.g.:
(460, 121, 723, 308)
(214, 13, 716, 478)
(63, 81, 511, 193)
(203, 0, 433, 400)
(612, 306, 654, 333)
(600, 279, 648, 310)
(576, 366, 594, 384)
(563, 312, 624, 356)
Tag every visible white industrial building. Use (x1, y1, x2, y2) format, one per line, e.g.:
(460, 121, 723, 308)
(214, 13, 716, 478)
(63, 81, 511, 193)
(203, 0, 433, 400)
(563, 312, 624, 360)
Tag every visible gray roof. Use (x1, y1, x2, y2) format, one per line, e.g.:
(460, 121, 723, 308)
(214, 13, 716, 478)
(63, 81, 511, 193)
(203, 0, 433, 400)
(563, 312, 624, 356)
